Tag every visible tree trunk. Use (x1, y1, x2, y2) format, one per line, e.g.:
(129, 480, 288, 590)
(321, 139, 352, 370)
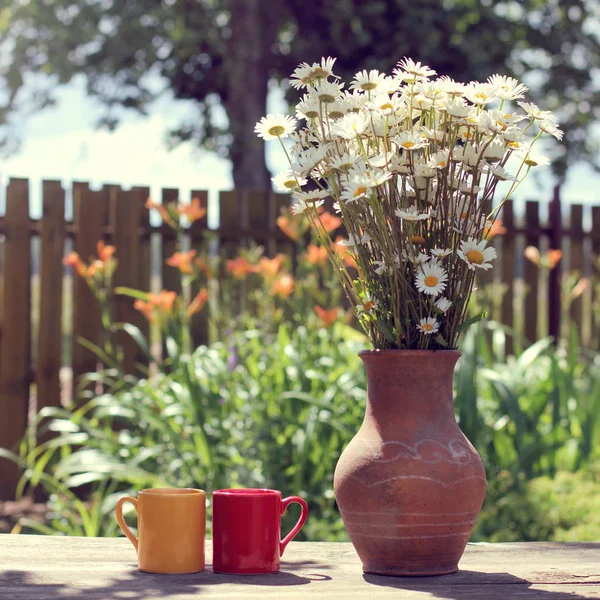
(225, 0, 281, 190)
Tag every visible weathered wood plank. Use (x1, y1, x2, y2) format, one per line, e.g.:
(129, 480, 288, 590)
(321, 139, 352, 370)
(569, 204, 584, 335)
(500, 201, 515, 356)
(524, 201, 540, 344)
(160, 188, 181, 296)
(36, 181, 65, 414)
(71, 184, 107, 388)
(189, 190, 210, 349)
(111, 187, 148, 374)
(2, 537, 600, 599)
(0, 179, 31, 500)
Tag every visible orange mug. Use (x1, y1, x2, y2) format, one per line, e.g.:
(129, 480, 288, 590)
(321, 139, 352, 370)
(116, 488, 206, 574)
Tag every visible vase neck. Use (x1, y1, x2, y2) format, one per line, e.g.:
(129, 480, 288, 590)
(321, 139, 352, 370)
(360, 350, 460, 427)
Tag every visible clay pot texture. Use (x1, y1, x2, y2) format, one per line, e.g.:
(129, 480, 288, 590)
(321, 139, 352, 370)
(334, 349, 487, 576)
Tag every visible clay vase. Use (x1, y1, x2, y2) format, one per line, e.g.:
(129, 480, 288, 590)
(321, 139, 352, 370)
(334, 349, 487, 576)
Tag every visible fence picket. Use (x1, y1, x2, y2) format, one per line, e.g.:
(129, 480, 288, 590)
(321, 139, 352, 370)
(569, 204, 584, 336)
(524, 201, 540, 344)
(37, 181, 65, 413)
(72, 183, 107, 389)
(0, 179, 31, 498)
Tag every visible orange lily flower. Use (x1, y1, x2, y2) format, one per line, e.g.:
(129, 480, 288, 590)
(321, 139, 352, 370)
(134, 299, 156, 322)
(306, 244, 329, 266)
(314, 305, 339, 327)
(270, 273, 295, 298)
(166, 250, 197, 274)
(258, 254, 285, 280)
(63, 252, 88, 277)
(178, 197, 207, 224)
(226, 256, 258, 279)
(333, 236, 357, 269)
(97, 240, 116, 262)
(546, 249, 562, 269)
(484, 219, 507, 239)
(318, 211, 342, 232)
(186, 288, 209, 318)
(146, 198, 176, 227)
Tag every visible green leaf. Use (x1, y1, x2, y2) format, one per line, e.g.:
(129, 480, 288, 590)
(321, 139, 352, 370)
(458, 311, 488, 333)
(114, 287, 150, 301)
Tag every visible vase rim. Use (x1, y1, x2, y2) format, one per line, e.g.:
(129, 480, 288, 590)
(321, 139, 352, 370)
(358, 348, 461, 357)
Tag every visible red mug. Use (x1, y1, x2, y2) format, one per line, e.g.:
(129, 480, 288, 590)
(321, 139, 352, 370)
(212, 488, 309, 574)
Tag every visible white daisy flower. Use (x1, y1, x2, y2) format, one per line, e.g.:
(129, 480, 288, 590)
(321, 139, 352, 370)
(351, 69, 388, 92)
(289, 57, 337, 89)
(292, 199, 324, 215)
(402, 250, 430, 265)
(459, 182, 480, 195)
(395, 206, 431, 221)
(373, 260, 389, 275)
(415, 261, 448, 296)
(314, 80, 344, 104)
(414, 163, 436, 179)
(422, 127, 445, 143)
(296, 95, 321, 120)
(369, 170, 393, 187)
(367, 94, 403, 116)
(271, 171, 307, 192)
(538, 119, 564, 141)
(444, 98, 472, 119)
(482, 140, 507, 162)
(369, 152, 396, 169)
(341, 178, 372, 203)
(327, 101, 347, 120)
(418, 82, 446, 101)
(429, 150, 450, 169)
(487, 74, 529, 100)
(465, 82, 497, 106)
(293, 189, 329, 204)
(431, 248, 452, 259)
(357, 292, 379, 313)
(437, 76, 466, 97)
(487, 165, 516, 181)
(328, 151, 361, 173)
(458, 237, 497, 270)
(290, 62, 317, 89)
(394, 57, 437, 82)
(434, 297, 452, 314)
(331, 112, 368, 139)
(393, 131, 428, 151)
(291, 146, 329, 176)
(417, 317, 440, 335)
(255, 114, 297, 140)
(517, 101, 556, 122)
(517, 151, 550, 167)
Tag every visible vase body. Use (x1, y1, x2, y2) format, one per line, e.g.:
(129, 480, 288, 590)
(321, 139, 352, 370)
(334, 350, 487, 576)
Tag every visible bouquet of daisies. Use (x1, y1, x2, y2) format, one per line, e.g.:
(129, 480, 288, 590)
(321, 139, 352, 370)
(255, 57, 561, 350)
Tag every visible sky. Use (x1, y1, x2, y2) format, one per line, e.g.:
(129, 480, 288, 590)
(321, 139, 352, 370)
(1, 75, 599, 229)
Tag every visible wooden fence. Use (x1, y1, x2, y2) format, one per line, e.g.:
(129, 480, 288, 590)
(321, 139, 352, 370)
(0, 178, 598, 498)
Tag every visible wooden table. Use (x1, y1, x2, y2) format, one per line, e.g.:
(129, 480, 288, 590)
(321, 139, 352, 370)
(2, 535, 600, 599)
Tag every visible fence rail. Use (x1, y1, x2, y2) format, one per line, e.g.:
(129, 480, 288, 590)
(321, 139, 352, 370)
(0, 178, 598, 499)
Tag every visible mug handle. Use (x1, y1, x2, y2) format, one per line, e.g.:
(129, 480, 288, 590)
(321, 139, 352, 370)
(280, 496, 309, 556)
(115, 496, 139, 552)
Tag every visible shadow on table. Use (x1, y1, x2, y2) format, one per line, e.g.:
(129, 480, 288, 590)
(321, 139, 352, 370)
(0, 560, 332, 599)
(364, 570, 594, 600)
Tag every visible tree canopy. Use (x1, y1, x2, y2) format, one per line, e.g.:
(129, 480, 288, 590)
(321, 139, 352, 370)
(1, 0, 598, 186)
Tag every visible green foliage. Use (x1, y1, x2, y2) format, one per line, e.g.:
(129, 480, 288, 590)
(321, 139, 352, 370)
(11, 321, 365, 540)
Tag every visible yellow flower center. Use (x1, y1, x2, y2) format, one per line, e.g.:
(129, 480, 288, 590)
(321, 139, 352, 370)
(312, 67, 328, 78)
(466, 249, 484, 264)
(460, 211, 469, 219)
(305, 110, 319, 119)
(424, 275, 439, 287)
(380, 102, 393, 111)
(411, 235, 426, 244)
(364, 300, 374, 311)
(437, 161, 446, 168)
(268, 125, 285, 137)
(361, 82, 377, 91)
(319, 94, 335, 103)
(402, 141, 415, 149)
(354, 186, 368, 197)
(508, 141, 520, 148)
(329, 111, 344, 119)
(423, 323, 433, 331)
(283, 179, 297, 189)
